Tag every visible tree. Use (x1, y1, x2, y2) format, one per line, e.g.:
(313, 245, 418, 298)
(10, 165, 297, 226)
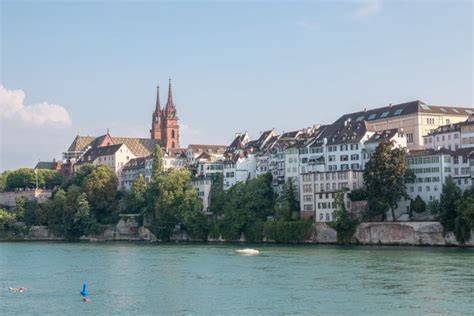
(0, 209, 16, 230)
(363, 140, 414, 221)
(453, 189, 474, 244)
(0, 171, 11, 192)
(428, 199, 441, 216)
(37, 169, 64, 189)
(152, 145, 164, 181)
(331, 190, 358, 245)
(208, 173, 225, 214)
(6, 168, 36, 190)
(410, 195, 427, 215)
(82, 165, 118, 223)
(66, 164, 95, 188)
(151, 169, 197, 240)
(131, 174, 147, 215)
(439, 176, 462, 233)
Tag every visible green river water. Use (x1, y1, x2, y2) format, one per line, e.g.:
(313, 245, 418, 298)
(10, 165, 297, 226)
(0, 242, 473, 315)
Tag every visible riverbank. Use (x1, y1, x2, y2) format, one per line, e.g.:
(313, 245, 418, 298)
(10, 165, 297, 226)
(2, 219, 474, 247)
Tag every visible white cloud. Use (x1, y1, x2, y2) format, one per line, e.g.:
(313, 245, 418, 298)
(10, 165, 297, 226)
(352, 0, 382, 20)
(297, 19, 320, 31)
(0, 85, 72, 126)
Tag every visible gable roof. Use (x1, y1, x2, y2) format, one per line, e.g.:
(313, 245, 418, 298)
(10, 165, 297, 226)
(66, 135, 161, 158)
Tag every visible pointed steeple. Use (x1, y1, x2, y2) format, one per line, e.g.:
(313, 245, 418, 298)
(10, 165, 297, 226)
(165, 78, 177, 118)
(155, 85, 161, 112)
(166, 78, 174, 109)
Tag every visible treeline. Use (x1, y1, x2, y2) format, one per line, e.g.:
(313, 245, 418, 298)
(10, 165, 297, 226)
(1, 164, 119, 239)
(207, 173, 312, 242)
(0, 168, 63, 191)
(1, 146, 312, 242)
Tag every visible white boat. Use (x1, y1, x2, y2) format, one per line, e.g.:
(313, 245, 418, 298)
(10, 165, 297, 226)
(235, 248, 260, 255)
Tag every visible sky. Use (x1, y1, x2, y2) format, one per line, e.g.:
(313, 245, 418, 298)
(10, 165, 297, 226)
(0, 0, 472, 171)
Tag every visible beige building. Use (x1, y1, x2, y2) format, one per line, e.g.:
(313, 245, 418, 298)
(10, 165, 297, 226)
(300, 170, 364, 222)
(335, 100, 473, 150)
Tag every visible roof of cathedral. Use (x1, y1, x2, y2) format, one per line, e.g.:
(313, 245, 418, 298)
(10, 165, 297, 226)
(66, 135, 162, 158)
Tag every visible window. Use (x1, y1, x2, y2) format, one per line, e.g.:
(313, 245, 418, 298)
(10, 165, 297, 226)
(171, 130, 175, 139)
(356, 116, 364, 121)
(380, 111, 389, 118)
(426, 118, 435, 125)
(303, 195, 312, 202)
(340, 155, 349, 161)
(406, 132, 414, 143)
(368, 114, 377, 120)
(454, 157, 459, 164)
(319, 213, 324, 221)
(418, 186, 422, 192)
(394, 109, 403, 115)
(326, 213, 331, 221)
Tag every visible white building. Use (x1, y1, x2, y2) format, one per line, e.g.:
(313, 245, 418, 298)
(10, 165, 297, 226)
(191, 178, 213, 213)
(74, 143, 136, 188)
(402, 149, 453, 215)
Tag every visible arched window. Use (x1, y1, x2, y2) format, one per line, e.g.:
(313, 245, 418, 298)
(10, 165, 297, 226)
(172, 141, 175, 148)
(171, 130, 175, 139)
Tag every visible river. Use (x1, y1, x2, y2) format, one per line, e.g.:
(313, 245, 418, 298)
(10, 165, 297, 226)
(0, 242, 473, 315)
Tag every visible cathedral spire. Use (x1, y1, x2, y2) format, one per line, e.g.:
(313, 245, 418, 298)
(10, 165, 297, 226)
(155, 85, 161, 112)
(165, 78, 177, 118)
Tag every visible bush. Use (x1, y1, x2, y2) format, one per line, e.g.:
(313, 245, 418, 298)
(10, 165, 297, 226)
(263, 220, 313, 243)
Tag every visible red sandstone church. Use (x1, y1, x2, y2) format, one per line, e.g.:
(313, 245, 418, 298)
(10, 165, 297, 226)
(60, 80, 183, 177)
(150, 79, 180, 150)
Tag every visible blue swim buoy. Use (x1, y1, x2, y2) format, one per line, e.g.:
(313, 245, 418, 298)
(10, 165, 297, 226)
(80, 283, 90, 297)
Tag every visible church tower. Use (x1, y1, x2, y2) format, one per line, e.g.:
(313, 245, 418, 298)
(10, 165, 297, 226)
(162, 78, 180, 149)
(150, 85, 163, 141)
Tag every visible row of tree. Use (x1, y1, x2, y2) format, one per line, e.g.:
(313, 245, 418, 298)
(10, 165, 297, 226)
(0, 168, 64, 191)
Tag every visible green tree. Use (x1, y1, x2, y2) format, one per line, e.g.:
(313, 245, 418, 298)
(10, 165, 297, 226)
(363, 140, 414, 221)
(209, 173, 225, 214)
(6, 168, 36, 190)
(331, 190, 358, 245)
(37, 169, 64, 189)
(428, 199, 441, 216)
(276, 177, 299, 221)
(82, 165, 118, 223)
(151, 169, 198, 240)
(410, 195, 427, 215)
(439, 176, 462, 233)
(453, 189, 474, 244)
(0, 209, 16, 230)
(0, 171, 11, 192)
(152, 145, 164, 181)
